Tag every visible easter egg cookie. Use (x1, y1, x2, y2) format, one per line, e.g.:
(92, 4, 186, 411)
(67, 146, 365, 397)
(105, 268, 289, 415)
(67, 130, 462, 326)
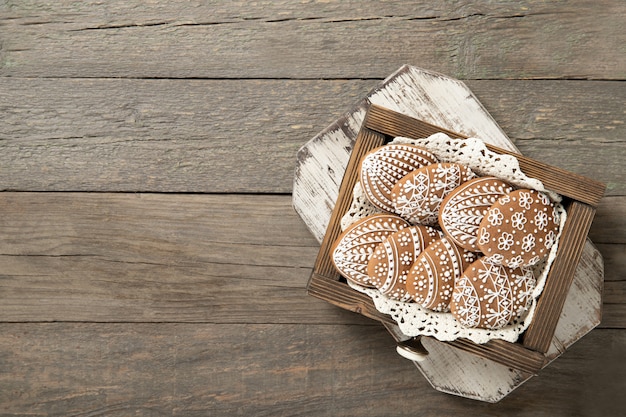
(360, 144, 438, 212)
(331, 214, 410, 286)
(406, 236, 479, 311)
(450, 258, 536, 329)
(439, 177, 514, 251)
(392, 163, 476, 225)
(477, 189, 560, 268)
(367, 225, 442, 301)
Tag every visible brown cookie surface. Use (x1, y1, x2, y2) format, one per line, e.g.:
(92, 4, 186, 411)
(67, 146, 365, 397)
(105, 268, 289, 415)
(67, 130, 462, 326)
(331, 214, 410, 286)
(450, 258, 536, 329)
(477, 189, 560, 268)
(438, 177, 514, 251)
(367, 225, 442, 301)
(392, 163, 476, 225)
(359, 144, 438, 212)
(406, 236, 479, 311)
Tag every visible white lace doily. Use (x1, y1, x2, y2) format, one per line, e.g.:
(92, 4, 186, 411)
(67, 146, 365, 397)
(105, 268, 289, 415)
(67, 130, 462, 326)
(341, 134, 567, 344)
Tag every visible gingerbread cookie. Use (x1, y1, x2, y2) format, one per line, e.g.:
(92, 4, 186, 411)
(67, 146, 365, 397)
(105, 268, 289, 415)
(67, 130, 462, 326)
(406, 236, 479, 311)
(450, 258, 536, 329)
(392, 163, 476, 225)
(438, 177, 514, 251)
(367, 225, 442, 301)
(360, 144, 438, 212)
(477, 189, 560, 268)
(331, 214, 410, 286)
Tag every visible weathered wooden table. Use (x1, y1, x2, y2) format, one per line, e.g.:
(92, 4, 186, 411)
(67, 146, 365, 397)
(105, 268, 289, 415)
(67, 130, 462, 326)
(1, 2, 624, 416)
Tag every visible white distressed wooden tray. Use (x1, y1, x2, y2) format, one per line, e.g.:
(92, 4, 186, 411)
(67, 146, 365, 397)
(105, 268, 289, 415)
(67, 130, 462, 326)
(293, 65, 605, 402)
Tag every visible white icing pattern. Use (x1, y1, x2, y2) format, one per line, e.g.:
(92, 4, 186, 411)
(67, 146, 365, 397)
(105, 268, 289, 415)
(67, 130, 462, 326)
(360, 144, 437, 212)
(407, 236, 478, 312)
(392, 163, 476, 225)
(451, 259, 536, 329)
(477, 189, 560, 268)
(368, 226, 441, 301)
(340, 134, 567, 344)
(332, 214, 409, 286)
(439, 177, 513, 251)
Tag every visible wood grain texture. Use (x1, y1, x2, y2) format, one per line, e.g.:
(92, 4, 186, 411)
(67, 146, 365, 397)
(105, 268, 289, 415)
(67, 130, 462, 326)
(0, 323, 624, 416)
(0, 0, 624, 411)
(0, 192, 623, 329)
(0, 192, 358, 324)
(1, 1, 624, 79)
(0, 78, 623, 194)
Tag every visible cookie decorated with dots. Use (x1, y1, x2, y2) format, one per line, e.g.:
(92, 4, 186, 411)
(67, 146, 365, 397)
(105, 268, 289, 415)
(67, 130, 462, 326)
(406, 236, 479, 311)
(392, 163, 477, 225)
(438, 177, 514, 252)
(331, 214, 410, 287)
(367, 225, 442, 301)
(450, 258, 536, 329)
(360, 144, 438, 212)
(477, 189, 560, 268)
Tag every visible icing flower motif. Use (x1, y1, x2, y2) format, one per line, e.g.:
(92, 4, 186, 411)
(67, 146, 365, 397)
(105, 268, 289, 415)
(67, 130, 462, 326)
(487, 208, 504, 226)
(552, 207, 561, 224)
(527, 255, 540, 266)
(498, 232, 514, 251)
(484, 253, 504, 265)
(511, 212, 527, 230)
(522, 233, 536, 252)
(518, 191, 534, 209)
(400, 251, 413, 266)
(538, 192, 551, 206)
(534, 211, 549, 230)
(507, 255, 524, 269)
(499, 194, 511, 204)
(433, 166, 459, 190)
(544, 230, 557, 250)
(478, 229, 491, 246)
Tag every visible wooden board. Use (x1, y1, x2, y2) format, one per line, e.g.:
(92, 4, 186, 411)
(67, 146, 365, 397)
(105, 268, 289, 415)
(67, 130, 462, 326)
(0, 323, 624, 416)
(0, 1, 624, 414)
(1, 1, 624, 79)
(0, 78, 623, 194)
(0, 191, 622, 326)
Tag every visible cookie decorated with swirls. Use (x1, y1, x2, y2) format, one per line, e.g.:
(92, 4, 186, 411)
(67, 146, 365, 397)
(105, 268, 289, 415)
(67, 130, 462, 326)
(450, 258, 536, 329)
(477, 189, 560, 268)
(406, 236, 479, 311)
(367, 225, 442, 301)
(359, 144, 438, 212)
(331, 214, 410, 287)
(438, 177, 514, 251)
(392, 163, 476, 225)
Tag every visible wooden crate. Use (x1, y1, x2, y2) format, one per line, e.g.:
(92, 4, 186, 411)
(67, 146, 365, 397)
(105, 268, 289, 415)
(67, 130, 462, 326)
(307, 104, 606, 374)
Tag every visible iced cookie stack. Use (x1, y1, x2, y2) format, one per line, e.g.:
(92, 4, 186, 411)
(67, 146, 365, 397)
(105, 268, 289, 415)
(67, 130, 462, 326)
(331, 143, 560, 330)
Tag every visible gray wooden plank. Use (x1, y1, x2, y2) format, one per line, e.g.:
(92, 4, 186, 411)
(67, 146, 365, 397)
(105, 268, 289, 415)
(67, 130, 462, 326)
(0, 323, 623, 416)
(0, 78, 376, 193)
(0, 192, 360, 324)
(591, 196, 626, 244)
(0, 78, 624, 194)
(0, 192, 623, 327)
(0, 1, 624, 79)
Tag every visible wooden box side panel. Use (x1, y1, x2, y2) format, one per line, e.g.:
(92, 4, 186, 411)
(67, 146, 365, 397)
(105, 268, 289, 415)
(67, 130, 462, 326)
(311, 127, 387, 279)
